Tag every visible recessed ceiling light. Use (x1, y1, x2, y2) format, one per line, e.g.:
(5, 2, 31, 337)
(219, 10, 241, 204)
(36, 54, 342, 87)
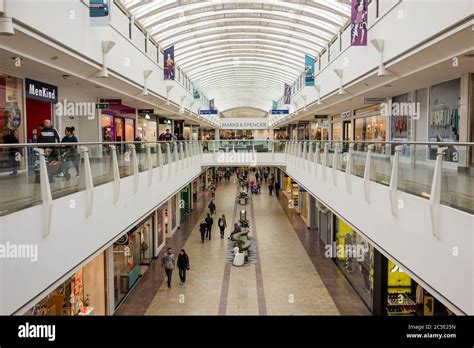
(384, 84, 392, 87)
(51, 56, 59, 61)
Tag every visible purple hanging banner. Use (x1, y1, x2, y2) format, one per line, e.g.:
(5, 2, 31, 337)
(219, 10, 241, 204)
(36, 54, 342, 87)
(351, 0, 368, 46)
(164, 46, 175, 80)
(284, 83, 291, 105)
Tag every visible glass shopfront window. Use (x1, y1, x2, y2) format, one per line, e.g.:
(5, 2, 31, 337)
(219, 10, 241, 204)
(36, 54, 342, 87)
(334, 217, 374, 311)
(1, 74, 25, 174)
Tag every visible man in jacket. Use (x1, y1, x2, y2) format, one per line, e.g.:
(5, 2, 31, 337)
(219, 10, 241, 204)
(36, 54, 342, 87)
(38, 119, 60, 144)
(205, 213, 213, 240)
(177, 249, 190, 285)
(208, 200, 216, 216)
(199, 219, 207, 243)
(218, 214, 227, 238)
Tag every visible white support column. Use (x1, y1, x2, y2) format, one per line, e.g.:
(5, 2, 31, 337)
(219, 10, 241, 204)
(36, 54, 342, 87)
(80, 146, 94, 217)
(332, 143, 340, 186)
(158, 145, 164, 181)
(34, 148, 52, 238)
(363, 144, 375, 203)
(130, 144, 139, 194)
(314, 142, 321, 178)
(166, 143, 172, 176)
(322, 143, 329, 181)
(345, 144, 354, 194)
(109, 145, 120, 203)
(389, 145, 404, 217)
(429, 147, 448, 239)
(146, 144, 153, 187)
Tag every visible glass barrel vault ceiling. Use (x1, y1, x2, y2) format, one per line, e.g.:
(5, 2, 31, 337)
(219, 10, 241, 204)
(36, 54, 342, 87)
(120, 0, 351, 113)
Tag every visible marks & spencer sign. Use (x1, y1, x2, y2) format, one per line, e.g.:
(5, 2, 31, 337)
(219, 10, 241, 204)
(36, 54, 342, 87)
(220, 118, 269, 130)
(25, 78, 58, 103)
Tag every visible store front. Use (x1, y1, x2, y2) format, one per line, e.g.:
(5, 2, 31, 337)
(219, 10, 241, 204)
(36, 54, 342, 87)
(137, 111, 158, 142)
(282, 175, 299, 209)
(180, 183, 192, 221)
(158, 116, 172, 139)
(333, 217, 374, 312)
(113, 214, 154, 308)
(299, 187, 309, 226)
(25, 252, 106, 316)
(273, 127, 289, 140)
(297, 121, 310, 140)
(310, 118, 329, 140)
(101, 100, 136, 142)
(0, 73, 25, 173)
(155, 205, 167, 256)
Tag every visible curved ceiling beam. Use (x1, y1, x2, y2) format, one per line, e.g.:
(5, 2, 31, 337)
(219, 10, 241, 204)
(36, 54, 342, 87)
(147, 10, 339, 37)
(173, 32, 318, 55)
(187, 62, 299, 81)
(154, 19, 331, 46)
(199, 74, 289, 87)
(131, 0, 349, 25)
(175, 38, 310, 59)
(178, 48, 304, 69)
(181, 55, 302, 76)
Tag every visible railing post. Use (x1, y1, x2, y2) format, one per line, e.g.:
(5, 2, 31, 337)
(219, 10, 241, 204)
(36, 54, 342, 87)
(184, 142, 190, 167)
(173, 142, 179, 173)
(322, 143, 329, 181)
(157, 144, 164, 180)
(302, 141, 307, 169)
(34, 148, 52, 238)
(109, 145, 120, 203)
(429, 147, 448, 239)
(179, 142, 185, 170)
(308, 142, 314, 173)
(345, 144, 354, 194)
(79, 146, 94, 217)
(363, 144, 375, 203)
(146, 144, 153, 187)
(166, 143, 172, 176)
(130, 144, 139, 194)
(314, 142, 321, 177)
(272, 140, 275, 161)
(389, 145, 404, 217)
(332, 143, 340, 186)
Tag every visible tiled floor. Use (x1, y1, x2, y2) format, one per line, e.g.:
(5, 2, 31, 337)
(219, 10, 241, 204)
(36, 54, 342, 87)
(116, 173, 370, 316)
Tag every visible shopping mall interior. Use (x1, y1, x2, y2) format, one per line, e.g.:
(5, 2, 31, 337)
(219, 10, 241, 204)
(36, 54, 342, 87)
(0, 0, 473, 346)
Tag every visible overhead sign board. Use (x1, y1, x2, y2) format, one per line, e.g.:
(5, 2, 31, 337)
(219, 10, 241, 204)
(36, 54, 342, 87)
(199, 109, 218, 115)
(220, 118, 269, 130)
(271, 109, 289, 115)
(25, 78, 58, 103)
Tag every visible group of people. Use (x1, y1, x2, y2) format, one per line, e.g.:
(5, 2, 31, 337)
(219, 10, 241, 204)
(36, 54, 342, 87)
(161, 248, 190, 289)
(158, 128, 185, 141)
(199, 199, 229, 242)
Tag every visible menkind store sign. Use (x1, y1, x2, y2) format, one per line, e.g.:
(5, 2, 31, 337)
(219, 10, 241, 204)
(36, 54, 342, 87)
(25, 78, 58, 103)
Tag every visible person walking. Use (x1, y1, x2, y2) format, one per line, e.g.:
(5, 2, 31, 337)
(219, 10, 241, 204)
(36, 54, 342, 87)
(38, 119, 61, 144)
(177, 249, 190, 285)
(263, 169, 269, 183)
(199, 219, 207, 243)
(274, 180, 281, 197)
(3, 129, 19, 176)
(208, 199, 216, 216)
(162, 248, 175, 289)
(61, 127, 79, 177)
(205, 213, 214, 240)
(218, 214, 227, 238)
(268, 181, 274, 196)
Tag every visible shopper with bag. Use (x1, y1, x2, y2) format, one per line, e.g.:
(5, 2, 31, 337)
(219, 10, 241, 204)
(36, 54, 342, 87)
(218, 214, 227, 239)
(177, 249, 190, 285)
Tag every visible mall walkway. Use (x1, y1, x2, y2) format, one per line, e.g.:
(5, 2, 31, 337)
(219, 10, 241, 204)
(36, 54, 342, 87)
(116, 173, 369, 315)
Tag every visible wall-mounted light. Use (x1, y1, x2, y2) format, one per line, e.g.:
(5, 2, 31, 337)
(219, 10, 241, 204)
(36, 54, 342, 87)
(333, 68, 349, 95)
(94, 41, 115, 78)
(371, 39, 395, 77)
(140, 69, 153, 96)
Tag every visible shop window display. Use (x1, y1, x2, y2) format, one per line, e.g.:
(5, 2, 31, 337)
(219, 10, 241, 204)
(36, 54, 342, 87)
(333, 218, 374, 311)
(0, 75, 25, 173)
(428, 78, 461, 162)
(113, 232, 140, 307)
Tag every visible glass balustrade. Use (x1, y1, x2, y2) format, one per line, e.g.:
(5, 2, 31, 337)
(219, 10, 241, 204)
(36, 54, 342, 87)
(0, 140, 472, 216)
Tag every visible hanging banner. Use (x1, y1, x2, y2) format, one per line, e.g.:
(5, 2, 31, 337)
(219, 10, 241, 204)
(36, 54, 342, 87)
(164, 46, 175, 80)
(271, 109, 289, 115)
(351, 0, 368, 46)
(284, 83, 291, 105)
(193, 80, 201, 99)
(272, 100, 278, 110)
(89, 0, 110, 26)
(305, 54, 315, 86)
(209, 99, 215, 110)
